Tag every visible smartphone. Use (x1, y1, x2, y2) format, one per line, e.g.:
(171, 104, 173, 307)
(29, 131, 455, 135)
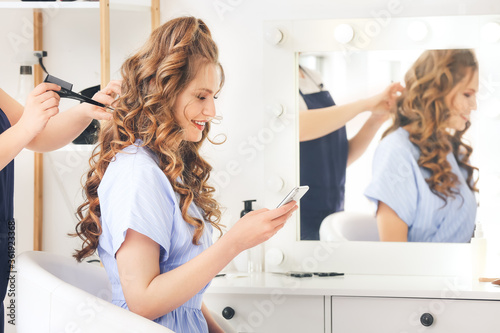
(276, 185, 309, 208)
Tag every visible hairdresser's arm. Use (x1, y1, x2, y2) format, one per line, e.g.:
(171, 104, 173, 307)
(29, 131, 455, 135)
(346, 82, 404, 166)
(26, 80, 120, 152)
(201, 302, 224, 333)
(0, 84, 60, 170)
(346, 114, 386, 167)
(300, 82, 403, 143)
(299, 99, 371, 142)
(116, 201, 298, 320)
(376, 201, 408, 242)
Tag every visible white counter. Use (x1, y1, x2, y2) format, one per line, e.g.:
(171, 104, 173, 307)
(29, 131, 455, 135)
(205, 273, 500, 332)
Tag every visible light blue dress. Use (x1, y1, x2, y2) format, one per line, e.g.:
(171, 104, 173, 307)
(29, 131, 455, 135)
(365, 127, 476, 243)
(97, 142, 213, 332)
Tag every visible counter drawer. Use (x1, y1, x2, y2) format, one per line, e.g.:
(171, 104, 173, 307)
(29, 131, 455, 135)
(204, 293, 325, 333)
(332, 296, 500, 333)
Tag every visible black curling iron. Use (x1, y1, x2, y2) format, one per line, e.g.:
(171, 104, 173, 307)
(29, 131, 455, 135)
(44, 74, 114, 112)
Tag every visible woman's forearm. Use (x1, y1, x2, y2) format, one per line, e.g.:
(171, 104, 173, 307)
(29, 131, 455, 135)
(299, 98, 371, 142)
(26, 103, 93, 152)
(0, 124, 36, 170)
(347, 114, 386, 166)
(138, 235, 238, 320)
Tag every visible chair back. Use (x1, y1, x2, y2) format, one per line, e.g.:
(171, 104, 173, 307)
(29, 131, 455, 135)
(320, 211, 379, 242)
(17, 251, 173, 333)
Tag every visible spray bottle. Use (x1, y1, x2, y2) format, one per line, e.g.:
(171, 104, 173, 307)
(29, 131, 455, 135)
(13, 51, 45, 105)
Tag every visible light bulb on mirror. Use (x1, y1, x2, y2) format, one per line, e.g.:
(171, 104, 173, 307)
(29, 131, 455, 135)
(265, 27, 284, 45)
(480, 22, 500, 43)
(334, 23, 355, 44)
(266, 103, 286, 118)
(266, 248, 285, 267)
(407, 20, 429, 42)
(267, 176, 285, 192)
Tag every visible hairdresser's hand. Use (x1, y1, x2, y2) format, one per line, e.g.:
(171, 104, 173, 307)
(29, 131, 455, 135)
(87, 80, 122, 121)
(225, 201, 298, 253)
(17, 82, 61, 137)
(367, 82, 404, 122)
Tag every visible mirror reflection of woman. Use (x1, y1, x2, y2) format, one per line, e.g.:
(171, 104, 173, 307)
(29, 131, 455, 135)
(365, 49, 479, 242)
(298, 65, 402, 240)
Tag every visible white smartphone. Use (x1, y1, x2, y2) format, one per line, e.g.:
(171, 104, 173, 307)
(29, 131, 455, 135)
(276, 186, 309, 208)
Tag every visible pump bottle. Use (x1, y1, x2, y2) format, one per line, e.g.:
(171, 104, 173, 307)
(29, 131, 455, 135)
(241, 200, 264, 273)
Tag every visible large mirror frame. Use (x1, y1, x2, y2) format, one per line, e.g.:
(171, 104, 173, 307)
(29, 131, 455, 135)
(262, 15, 500, 276)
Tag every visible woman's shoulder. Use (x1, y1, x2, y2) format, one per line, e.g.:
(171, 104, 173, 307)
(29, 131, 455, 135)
(376, 127, 420, 160)
(101, 143, 172, 193)
(108, 143, 159, 172)
(378, 127, 412, 149)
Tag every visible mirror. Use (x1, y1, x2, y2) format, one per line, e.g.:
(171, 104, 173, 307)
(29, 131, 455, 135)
(262, 15, 500, 245)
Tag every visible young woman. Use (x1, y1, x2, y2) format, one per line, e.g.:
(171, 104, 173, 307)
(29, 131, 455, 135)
(73, 17, 297, 332)
(365, 49, 479, 242)
(0, 80, 119, 332)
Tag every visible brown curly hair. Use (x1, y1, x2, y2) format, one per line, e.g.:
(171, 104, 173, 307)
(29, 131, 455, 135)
(384, 49, 478, 203)
(72, 17, 225, 262)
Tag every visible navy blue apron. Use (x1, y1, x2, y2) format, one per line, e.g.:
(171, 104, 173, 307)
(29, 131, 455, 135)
(0, 109, 14, 332)
(299, 72, 348, 240)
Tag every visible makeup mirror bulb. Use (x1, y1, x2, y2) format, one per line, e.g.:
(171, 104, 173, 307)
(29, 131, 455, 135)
(334, 23, 355, 44)
(266, 248, 285, 266)
(265, 27, 284, 45)
(407, 20, 429, 42)
(481, 22, 500, 43)
(267, 103, 286, 117)
(267, 176, 285, 192)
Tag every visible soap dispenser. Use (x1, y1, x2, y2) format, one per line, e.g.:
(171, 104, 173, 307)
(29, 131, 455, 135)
(241, 200, 264, 273)
(241, 200, 256, 217)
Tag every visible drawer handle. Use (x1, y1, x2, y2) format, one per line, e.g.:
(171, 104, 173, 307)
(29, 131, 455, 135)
(420, 313, 434, 327)
(222, 306, 235, 320)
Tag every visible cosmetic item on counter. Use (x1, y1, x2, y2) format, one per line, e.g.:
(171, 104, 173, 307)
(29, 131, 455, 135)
(471, 219, 486, 282)
(16, 65, 34, 105)
(240, 199, 256, 217)
(241, 200, 265, 273)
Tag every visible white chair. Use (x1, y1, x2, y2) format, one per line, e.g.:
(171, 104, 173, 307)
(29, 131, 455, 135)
(17, 251, 235, 333)
(319, 211, 380, 242)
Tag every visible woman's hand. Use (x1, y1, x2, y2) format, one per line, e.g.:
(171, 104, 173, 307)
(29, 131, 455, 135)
(366, 82, 404, 122)
(224, 201, 298, 254)
(86, 80, 122, 121)
(17, 82, 61, 137)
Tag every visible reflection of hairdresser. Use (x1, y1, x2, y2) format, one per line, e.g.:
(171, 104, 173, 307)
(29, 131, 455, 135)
(299, 65, 402, 240)
(365, 49, 478, 242)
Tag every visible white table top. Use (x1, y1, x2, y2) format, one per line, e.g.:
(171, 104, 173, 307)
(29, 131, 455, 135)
(206, 272, 500, 300)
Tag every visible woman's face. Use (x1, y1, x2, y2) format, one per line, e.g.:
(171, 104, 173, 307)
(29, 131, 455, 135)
(174, 63, 220, 142)
(445, 70, 479, 132)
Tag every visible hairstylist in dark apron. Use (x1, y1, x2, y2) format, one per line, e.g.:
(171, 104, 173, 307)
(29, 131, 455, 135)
(299, 68, 348, 241)
(0, 110, 14, 330)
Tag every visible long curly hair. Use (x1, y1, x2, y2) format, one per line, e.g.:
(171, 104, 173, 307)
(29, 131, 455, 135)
(72, 17, 225, 262)
(383, 49, 478, 203)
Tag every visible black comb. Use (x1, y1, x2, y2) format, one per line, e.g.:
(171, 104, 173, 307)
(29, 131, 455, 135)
(44, 74, 114, 111)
